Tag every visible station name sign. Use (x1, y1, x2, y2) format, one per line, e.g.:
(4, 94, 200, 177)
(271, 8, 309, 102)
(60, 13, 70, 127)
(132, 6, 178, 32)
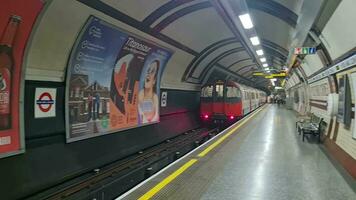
(294, 47, 316, 55)
(308, 54, 356, 83)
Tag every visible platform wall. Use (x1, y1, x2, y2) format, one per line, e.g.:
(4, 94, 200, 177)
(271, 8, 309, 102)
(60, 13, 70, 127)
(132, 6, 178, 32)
(0, 0, 203, 199)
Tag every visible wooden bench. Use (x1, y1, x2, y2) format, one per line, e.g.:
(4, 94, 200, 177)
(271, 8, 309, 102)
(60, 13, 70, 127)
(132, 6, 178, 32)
(295, 112, 312, 129)
(296, 114, 323, 143)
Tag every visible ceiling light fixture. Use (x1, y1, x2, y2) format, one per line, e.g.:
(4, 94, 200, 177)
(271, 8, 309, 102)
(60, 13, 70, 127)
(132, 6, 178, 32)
(238, 13, 253, 29)
(250, 36, 260, 46)
(260, 57, 266, 62)
(256, 49, 264, 56)
(263, 63, 268, 67)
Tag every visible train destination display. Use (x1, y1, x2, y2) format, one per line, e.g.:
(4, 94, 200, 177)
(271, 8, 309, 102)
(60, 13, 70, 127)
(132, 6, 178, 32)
(66, 16, 172, 142)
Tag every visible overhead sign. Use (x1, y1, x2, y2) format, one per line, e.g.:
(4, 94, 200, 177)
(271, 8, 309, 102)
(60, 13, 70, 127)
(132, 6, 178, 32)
(281, 79, 286, 87)
(253, 72, 286, 78)
(272, 73, 287, 77)
(35, 88, 56, 118)
(294, 47, 316, 55)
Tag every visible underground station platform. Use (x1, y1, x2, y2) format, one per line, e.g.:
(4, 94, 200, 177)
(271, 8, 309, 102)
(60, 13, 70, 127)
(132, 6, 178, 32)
(2, 1, 356, 199)
(116, 105, 356, 200)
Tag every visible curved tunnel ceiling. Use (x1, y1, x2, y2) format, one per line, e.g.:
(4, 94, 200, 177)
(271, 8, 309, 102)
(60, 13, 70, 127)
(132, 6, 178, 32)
(82, 0, 301, 90)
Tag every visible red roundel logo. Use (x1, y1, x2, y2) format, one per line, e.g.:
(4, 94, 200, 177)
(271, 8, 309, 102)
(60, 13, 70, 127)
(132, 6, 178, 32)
(36, 92, 54, 112)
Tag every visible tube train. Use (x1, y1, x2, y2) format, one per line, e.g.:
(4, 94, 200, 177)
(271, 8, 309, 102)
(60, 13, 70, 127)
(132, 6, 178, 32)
(200, 80, 266, 124)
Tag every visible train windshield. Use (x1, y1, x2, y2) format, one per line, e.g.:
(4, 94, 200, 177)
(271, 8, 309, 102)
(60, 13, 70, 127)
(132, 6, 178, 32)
(226, 86, 241, 102)
(215, 84, 224, 98)
(201, 85, 213, 97)
(226, 86, 239, 98)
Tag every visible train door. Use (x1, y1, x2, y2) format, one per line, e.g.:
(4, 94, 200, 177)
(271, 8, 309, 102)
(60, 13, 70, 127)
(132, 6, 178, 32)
(200, 84, 213, 117)
(213, 82, 225, 115)
(225, 84, 242, 117)
(242, 90, 249, 115)
(249, 92, 252, 112)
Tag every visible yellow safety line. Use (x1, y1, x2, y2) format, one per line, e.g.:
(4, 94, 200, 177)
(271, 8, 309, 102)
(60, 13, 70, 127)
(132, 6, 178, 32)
(138, 159, 198, 200)
(197, 106, 264, 157)
(137, 105, 266, 200)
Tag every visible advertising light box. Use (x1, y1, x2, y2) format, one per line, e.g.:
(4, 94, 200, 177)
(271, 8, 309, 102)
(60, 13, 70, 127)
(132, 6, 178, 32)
(66, 16, 173, 142)
(0, 0, 43, 158)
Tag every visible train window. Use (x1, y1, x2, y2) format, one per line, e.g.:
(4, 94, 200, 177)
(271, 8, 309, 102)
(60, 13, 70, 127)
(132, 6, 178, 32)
(226, 86, 238, 98)
(201, 85, 213, 97)
(216, 84, 224, 98)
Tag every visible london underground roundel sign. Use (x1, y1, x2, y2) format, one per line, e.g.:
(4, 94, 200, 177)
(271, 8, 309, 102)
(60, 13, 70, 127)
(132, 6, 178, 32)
(34, 88, 56, 118)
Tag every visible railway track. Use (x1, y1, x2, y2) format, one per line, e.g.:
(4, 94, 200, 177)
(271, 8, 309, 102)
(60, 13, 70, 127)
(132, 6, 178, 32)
(26, 127, 219, 200)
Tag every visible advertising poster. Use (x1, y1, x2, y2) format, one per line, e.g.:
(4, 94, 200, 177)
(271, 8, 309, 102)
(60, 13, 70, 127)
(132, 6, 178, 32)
(337, 75, 346, 123)
(66, 16, 172, 142)
(0, 1, 43, 158)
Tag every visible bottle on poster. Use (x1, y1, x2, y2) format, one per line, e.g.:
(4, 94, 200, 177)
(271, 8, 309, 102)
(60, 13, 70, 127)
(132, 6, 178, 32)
(0, 15, 21, 130)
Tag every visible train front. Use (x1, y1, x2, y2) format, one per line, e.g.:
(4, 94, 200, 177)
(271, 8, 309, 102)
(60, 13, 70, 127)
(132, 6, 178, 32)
(200, 80, 242, 125)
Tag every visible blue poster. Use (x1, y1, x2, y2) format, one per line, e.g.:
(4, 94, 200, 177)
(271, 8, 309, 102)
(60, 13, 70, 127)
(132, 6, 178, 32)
(66, 16, 172, 142)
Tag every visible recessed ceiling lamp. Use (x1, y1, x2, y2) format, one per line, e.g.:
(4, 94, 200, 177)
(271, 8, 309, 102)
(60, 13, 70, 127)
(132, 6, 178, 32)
(260, 57, 266, 62)
(262, 63, 268, 67)
(250, 36, 260, 46)
(256, 49, 264, 56)
(238, 13, 253, 29)
(265, 68, 270, 70)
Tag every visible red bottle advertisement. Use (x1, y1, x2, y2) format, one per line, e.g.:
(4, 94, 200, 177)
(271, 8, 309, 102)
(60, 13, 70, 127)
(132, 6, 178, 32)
(0, 1, 43, 158)
(0, 16, 21, 130)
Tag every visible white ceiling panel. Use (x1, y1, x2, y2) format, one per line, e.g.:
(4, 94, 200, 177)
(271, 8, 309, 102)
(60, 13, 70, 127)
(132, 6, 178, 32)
(161, 7, 234, 52)
(101, 0, 169, 21)
(151, 0, 205, 27)
(274, 0, 303, 14)
(191, 42, 242, 78)
(229, 59, 256, 72)
(237, 66, 259, 74)
(251, 9, 292, 50)
(219, 51, 251, 67)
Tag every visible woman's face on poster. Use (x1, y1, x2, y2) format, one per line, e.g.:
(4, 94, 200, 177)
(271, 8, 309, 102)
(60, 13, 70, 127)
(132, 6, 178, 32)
(144, 61, 158, 89)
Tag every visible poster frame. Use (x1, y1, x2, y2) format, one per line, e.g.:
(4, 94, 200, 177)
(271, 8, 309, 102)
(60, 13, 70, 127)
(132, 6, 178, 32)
(65, 15, 174, 143)
(0, 0, 46, 158)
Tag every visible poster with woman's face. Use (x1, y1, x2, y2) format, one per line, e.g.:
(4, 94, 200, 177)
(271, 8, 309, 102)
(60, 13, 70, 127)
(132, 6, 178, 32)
(66, 16, 172, 142)
(138, 50, 170, 124)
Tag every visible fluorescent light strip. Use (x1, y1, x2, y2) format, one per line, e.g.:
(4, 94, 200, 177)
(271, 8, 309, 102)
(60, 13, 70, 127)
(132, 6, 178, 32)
(260, 57, 266, 62)
(262, 63, 268, 67)
(250, 36, 260, 46)
(256, 49, 264, 56)
(238, 13, 253, 29)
